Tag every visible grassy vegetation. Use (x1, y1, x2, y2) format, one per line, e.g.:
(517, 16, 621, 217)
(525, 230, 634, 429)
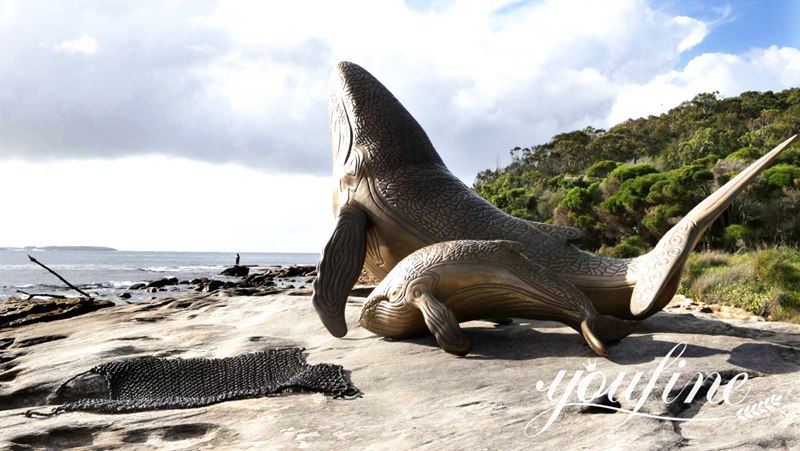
(680, 247, 800, 323)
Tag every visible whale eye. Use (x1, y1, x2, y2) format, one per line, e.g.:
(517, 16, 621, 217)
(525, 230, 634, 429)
(413, 290, 421, 298)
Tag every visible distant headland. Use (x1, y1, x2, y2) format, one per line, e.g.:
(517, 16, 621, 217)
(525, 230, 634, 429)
(0, 246, 117, 251)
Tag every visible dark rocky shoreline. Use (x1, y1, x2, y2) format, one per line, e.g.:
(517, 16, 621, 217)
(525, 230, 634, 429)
(0, 267, 381, 329)
(125, 264, 318, 297)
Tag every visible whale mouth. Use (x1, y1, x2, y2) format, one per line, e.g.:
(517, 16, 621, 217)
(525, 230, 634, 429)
(329, 62, 368, 136)
(359, 293, 390, 325)
(329, 66, 354, 168)
(363, 293, 389, 311)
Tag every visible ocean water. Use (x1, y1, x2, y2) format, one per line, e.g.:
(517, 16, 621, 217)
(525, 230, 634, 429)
(0, 249, 318, 302)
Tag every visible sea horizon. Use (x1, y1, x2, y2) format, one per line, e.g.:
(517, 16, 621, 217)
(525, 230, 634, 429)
(0, 249, 319, 303)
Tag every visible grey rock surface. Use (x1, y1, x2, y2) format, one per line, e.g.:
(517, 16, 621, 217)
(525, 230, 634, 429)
(0, 293, 798, 449)
(0, 297, 114, 329)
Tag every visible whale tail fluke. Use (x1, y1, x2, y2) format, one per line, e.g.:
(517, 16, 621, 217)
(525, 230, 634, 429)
(630, 134, 798, 317)
(581, 315, 640, 357)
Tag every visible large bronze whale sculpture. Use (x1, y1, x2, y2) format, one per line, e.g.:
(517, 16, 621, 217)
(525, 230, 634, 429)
(312, 61, 797, 338)
(359, 240, 639, 356)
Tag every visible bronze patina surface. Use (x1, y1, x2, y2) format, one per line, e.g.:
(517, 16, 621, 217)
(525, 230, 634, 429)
(312, 61, 797, 338)
(359, 240, 639, 356)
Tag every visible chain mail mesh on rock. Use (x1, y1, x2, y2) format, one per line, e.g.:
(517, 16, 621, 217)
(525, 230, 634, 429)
(26, 348, 359, 416)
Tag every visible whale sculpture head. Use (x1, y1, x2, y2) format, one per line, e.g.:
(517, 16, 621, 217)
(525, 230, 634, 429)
(328, 62, 444, 191)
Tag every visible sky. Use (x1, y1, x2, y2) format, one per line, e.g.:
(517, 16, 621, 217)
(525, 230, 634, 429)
(0, 0, 799, 252)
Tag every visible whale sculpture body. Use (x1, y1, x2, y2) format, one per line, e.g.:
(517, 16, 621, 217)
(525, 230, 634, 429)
(312, 61, 797, 337)
(359, 239, 639, 356)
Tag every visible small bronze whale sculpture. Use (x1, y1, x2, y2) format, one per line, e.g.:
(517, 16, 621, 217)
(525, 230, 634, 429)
(313, 61, 797, 337)
(359, 240, 639, 356)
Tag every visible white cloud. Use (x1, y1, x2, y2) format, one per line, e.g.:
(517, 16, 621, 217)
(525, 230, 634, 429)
(673, 16, 708, 52)
(0, 156, 333, 252)
(198, 0, 724, 177)
(3, 1, 797, 181)
(2, 0, 731, 180)
(53, 33, 98, 55)
(609, 46, 800, 124)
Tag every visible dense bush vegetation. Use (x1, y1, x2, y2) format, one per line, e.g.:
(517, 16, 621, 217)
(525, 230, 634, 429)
(681, 248, 800, 322)
(472, 88, 800, 321)
(474, 88, 800, 254)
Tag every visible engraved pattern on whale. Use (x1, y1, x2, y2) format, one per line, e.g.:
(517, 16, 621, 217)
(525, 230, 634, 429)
(359, 240, 639, 356)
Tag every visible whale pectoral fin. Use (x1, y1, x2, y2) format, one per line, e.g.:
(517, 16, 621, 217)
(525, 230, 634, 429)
(312, 205, 367, 337)
(579, 314, 640, 357)
(412, 291, 472, 356)
(526, 221, 586, 242)
(587, 315, 640, 346)
(630, 134, 798, 317)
